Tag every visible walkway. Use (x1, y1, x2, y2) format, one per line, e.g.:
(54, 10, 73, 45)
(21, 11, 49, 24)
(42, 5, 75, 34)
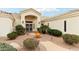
(39, 41, 69, 51)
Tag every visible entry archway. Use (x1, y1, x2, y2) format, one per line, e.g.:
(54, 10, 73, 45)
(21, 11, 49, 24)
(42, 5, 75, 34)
(25, 15, 37, 32)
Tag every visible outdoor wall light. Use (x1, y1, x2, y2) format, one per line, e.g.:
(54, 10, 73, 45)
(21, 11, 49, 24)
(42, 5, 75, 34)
(22, 21, 24, 24)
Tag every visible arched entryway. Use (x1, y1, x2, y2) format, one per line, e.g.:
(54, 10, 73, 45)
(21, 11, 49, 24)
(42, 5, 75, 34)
(25, 15, 37, 32)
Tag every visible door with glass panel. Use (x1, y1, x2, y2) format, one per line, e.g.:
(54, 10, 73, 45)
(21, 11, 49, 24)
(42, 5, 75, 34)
(26, 21, 33, 32)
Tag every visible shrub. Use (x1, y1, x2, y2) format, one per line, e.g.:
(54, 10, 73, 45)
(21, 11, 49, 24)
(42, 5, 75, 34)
(23, 38, 39, 50)
(37, 28, 42, 33)
(37, 28, 40, 32)
(15, 25, 25, 35)
(37, 24, 49, 34)
(47, 28, 52, 35)
(0, 43, 17, 51)
(63, 34, 79, 45)
(7, 32, 18, 40)
(47, 29, 62, 37)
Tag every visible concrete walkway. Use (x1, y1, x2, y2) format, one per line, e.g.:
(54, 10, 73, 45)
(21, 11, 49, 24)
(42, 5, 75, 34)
(39, 41, 69, 51)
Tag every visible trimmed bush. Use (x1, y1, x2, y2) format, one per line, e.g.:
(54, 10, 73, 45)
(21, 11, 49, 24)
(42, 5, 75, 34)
(63, 34, 79, 45)
(15, 25, 25, 35)
(37, 28, 42, 33)
(0, 43, 17, 51)
(37, 24, 49, 34)
(37, 28, 40, 32)
(7, 32, 18, 40)
(47, 29, 62, 37)
(23, 38, 39, 50)
(47, 28, 52, 35)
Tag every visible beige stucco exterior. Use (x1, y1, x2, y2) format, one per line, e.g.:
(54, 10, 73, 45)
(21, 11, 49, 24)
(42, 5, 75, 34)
(42, 10, 79, 35)
(0, 8, 42, 36)
(0, 17, 13, 36)
(20, 8, 41, 31)
(1, 8, 79, 36)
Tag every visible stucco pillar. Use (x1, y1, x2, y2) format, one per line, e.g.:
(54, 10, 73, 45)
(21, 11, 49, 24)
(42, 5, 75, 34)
(21, 15, 26, 28)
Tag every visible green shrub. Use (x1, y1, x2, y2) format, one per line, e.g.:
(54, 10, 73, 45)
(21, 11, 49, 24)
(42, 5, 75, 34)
(15, 25, 25, 35)
(37, 24, 49, 34)
(23, 38, 39, 50)
(37, 28, 42, 33)
(7, 32, 18, 40)
(63, 34, 79, 45)
(0, 43, 17, 51)
(47, 28, 52, 35)
(47, 29, 62, 37)
(37, 28, 40, 32)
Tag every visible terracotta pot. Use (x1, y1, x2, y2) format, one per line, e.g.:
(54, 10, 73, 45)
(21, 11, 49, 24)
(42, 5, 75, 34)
(35, 32, 41, 38)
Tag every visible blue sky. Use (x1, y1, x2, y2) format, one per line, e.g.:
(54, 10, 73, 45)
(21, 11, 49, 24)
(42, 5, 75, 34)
(0, 8, 75, 16)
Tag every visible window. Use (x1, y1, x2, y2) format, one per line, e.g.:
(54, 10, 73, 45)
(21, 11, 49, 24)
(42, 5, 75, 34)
(64, 20, 67, 32)
(26, 21, 32, 23)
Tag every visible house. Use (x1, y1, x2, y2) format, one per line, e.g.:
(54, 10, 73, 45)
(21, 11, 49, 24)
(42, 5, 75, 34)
(0, 8, 42, 36)
(0, 8, 79, 37)
(42, 10, 79, 35)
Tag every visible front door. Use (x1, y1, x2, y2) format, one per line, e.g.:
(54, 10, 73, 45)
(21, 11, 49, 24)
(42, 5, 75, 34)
(26, 23, 33, 32)
(26, 22, 33, 32)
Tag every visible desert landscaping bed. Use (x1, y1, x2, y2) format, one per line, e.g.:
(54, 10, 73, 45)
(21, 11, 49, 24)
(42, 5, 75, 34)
(0, 33, 79, 51)
(0, 33, 42, 51)
(44, 34, 79, 51)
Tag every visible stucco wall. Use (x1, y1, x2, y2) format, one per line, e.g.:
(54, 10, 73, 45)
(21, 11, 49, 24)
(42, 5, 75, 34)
(65, 17, 79, 34)
(49, 20, 64, 32)
(0, 17, 13, 36)
(12, 14, 21, 26)
(48, 16, 79, 35)
(21, 10, 41, 31)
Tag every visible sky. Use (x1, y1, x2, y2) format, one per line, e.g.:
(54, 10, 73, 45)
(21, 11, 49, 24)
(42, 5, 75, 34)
(0, 8, 75, 16)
